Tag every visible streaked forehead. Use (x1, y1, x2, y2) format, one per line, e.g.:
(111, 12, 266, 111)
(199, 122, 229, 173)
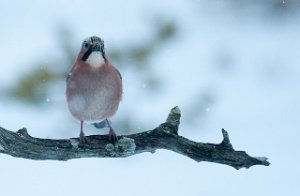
(83, 36, 103, 44)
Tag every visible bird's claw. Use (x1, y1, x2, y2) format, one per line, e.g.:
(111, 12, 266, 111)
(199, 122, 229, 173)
(108, 129, 118, 144)
(79, 131, 89, 146)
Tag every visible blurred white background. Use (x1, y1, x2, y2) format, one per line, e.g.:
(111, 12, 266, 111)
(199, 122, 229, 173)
(0, 0, 299, 195)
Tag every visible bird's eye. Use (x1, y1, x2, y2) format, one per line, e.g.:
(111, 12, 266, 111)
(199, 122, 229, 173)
(82, 41, 89, 49)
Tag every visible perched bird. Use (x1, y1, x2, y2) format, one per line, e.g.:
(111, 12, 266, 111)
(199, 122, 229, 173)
(66, 36, 122, 143)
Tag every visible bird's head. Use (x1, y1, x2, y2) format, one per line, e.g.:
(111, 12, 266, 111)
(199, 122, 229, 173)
(78, 36, 106, 67)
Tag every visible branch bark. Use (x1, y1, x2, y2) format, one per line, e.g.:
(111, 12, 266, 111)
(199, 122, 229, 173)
(0, 106, 270, 169)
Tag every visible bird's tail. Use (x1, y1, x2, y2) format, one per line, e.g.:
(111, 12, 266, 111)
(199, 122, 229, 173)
(92, 120, 110, 129)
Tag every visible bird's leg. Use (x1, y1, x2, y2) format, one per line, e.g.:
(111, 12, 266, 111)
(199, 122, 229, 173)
(106, 119, 118, 143)
(79, 120, 88, 145)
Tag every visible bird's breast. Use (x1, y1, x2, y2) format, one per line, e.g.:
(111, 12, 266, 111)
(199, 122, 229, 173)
(66, 64, 122, 122)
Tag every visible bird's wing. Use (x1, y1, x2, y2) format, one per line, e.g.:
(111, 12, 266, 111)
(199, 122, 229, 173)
(66, 72, 72, 82)
(66, 64, 76, 82)
(113, 67, 122, 81)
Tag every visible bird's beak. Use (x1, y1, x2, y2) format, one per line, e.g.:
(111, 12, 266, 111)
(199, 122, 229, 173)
(91, 42, 102, 52)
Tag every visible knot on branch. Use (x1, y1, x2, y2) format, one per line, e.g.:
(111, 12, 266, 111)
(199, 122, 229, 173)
(105, 137, 136, 157)
(166, 106, 181, 129)
(69, 139, 79, 149)
(158, 123, 178, 135)
(219, 129, 234, 150)
(158, 106, 181, 135)
(16, 128, 31, 139)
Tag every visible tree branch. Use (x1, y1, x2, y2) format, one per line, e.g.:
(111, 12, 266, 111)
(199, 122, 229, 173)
(0, 106, 270, 169)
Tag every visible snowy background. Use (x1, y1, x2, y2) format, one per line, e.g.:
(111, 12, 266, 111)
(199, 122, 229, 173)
(0, 0, 299, 195)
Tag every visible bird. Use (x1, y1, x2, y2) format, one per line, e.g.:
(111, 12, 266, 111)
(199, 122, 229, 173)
(66, 36, 122, 144)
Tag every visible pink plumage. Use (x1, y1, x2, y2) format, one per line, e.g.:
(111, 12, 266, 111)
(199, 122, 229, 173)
(66, 36, 122, 143)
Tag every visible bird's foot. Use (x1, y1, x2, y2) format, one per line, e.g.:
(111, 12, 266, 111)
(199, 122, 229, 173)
(79, 131, 89, 146)
(108, 128, 118, 144)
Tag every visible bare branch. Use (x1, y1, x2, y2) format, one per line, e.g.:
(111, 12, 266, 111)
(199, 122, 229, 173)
(0, 106, 270, 169)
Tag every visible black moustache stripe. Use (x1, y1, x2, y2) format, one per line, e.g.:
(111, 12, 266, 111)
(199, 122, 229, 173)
(82, 48, 93, 61)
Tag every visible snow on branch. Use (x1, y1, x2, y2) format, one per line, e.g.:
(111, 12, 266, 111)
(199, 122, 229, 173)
(0, 106, 270, 169)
